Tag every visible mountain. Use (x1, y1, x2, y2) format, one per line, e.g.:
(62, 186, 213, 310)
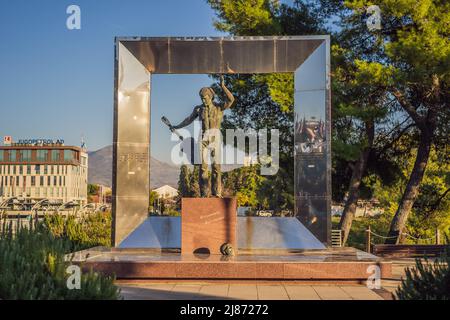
(88, 145, 180, 189)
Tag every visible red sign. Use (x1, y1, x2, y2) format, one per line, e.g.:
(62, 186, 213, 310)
(3, 136, 12, 145)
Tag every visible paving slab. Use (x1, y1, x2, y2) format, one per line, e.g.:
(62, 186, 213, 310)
(284, 285, 321, 300)
(172, 284, 202, 293)
(228, 284, 258, 300)
(257, 285, 289, 300)
(312, 286, 352, 300)
(340, 286, 383, 300)
(120, 285, 177, 300)
(199, 285, 230, 299)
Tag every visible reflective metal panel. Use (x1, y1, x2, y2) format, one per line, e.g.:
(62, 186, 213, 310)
(294, 42, 326, 91)
(121, 36, 324, 74)
(123, 39, 170, 73)
(294, 39, 331, 244)
(222, 40, 275, 73)
(238, 217, 326, 250)
(115, 144, 149, 197)
(170, 40, 221, 73)
(296, 198, 329, 243)
(277, 38, 324, 72)
(295, 155, 327, 197)
(119, 216, 181, 249)
(112, 42, 150, 246)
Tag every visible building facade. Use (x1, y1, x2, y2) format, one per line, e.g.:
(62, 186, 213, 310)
(153, 185, 178, 199)
(0, 144, 88, 205)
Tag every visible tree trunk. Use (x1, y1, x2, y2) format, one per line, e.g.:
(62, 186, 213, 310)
(339, 121, 374, 245)
(385, 131, 433, 244)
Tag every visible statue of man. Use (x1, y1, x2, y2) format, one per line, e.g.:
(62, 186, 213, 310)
(167, 75, 235, 197)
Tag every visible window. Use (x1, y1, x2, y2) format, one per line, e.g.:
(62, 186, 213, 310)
(31, 176, 35, 186)
(35, 165, 40, 174)
(47, 176, 51, 186)
(27, 165, 31, 174)
(44, 165, 48, 174)
(9, 150, 17, 162)
(54, 176, 57, 186)
(51, 165, 54, 174)
(0, 150, 3, 161)
(51, 150, 60, 162)
(64, 150, 75, 162)
(59, 176, 62, 186)
(40, 176, 44, 186)
(19, 150, 31, 162)
(19, 166, 23, 175)
(12, 166, 16, 174)
(57, 165, 60, 175)
(16, 177, 20, 186)
(37, 150, 49, 162)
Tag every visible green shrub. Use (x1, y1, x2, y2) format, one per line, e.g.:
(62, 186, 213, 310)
(332, 215, 390, 250)
(396, 248, 450, 300)
(43, 211, 111, 251)
(0, 221, 120, 300)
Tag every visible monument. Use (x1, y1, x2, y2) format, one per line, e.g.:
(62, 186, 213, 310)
(71, 36, 392, 282)
(162, 75, 234, 197)
(161, 75, 237, 254)
(112, 36, 332, 249)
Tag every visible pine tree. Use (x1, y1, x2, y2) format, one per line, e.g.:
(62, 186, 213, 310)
(396, 247, 450, 300)
(190, 165, 201, 197)
(178, 165, 191, 197)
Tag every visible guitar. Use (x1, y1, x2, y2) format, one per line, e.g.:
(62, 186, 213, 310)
(161, 116, 195, 163)
(161, 116, 184, 141)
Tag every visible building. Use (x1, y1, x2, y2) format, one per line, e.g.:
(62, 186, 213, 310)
(153, 185, 178, 199)
(0, 139, 88, 205)
(89, 184, 112, 204)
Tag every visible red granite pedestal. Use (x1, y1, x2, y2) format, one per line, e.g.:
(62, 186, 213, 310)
(181, 197, 237, 255)
(72, 247, 393, 282)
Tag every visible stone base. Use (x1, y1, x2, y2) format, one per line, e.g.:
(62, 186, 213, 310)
(181, 197, 237, 255)
(72, 247, 392, 281)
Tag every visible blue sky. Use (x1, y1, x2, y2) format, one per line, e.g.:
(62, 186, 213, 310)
(0, 0, 228, 162)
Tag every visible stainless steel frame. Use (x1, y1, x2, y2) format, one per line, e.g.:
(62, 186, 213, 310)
(113, 36, 331, 246)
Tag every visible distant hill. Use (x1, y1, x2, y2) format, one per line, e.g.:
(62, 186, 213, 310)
(88, 145, 180, 189)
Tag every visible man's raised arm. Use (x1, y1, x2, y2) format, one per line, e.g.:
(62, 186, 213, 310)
(172, 106, 201, 129)
(220, 75, 235, 110)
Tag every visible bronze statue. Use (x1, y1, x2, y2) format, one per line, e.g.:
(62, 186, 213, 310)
(163, 75, 235, 197)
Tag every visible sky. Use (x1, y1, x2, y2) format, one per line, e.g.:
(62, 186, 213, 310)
(0, 0, 228, 163)
(0, 0, 300, 165)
